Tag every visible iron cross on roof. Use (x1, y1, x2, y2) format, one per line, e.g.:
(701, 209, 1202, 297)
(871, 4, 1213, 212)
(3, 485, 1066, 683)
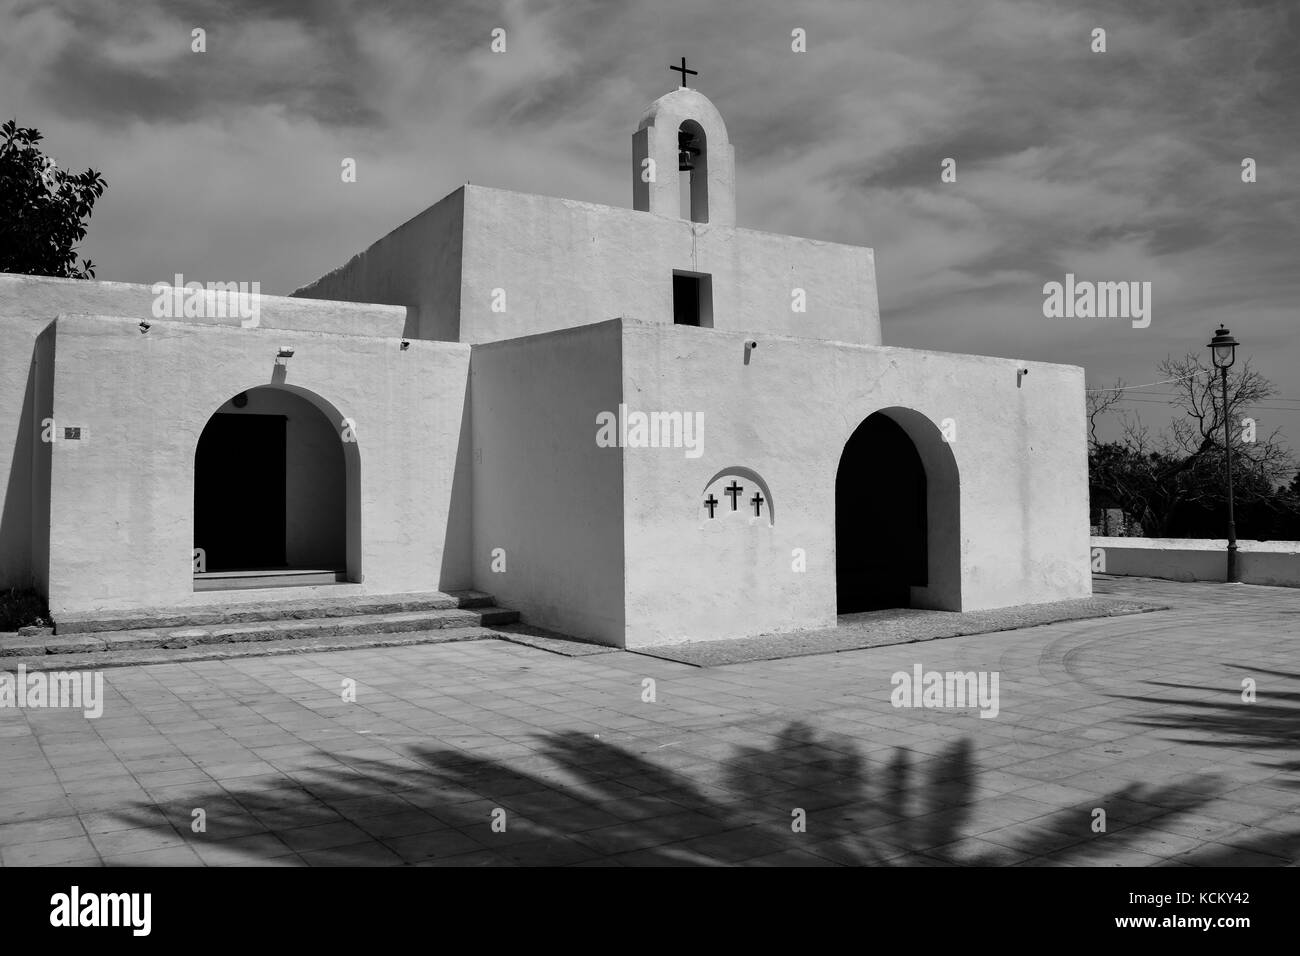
(670, 57, 697, 87)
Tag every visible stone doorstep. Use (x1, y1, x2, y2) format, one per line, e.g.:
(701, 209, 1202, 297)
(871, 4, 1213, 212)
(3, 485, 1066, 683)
(0, 606, 519, 657)
(53, 590, 498, 635)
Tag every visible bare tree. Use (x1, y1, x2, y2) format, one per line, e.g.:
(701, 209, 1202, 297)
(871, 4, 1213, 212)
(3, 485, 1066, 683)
(1088, 355, 1297, 537)
(1086, 379, 1125, 451)
(1158, 353, 1293, 490)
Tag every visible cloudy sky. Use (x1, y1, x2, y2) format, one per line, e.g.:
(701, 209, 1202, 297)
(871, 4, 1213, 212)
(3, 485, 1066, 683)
(4, 0, 1298, 447)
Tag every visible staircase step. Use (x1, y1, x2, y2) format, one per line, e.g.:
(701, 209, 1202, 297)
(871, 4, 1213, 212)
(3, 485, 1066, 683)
(5, 606, 519, 656)
(1, 624, 503, 672)
(54, 590, 499, 635)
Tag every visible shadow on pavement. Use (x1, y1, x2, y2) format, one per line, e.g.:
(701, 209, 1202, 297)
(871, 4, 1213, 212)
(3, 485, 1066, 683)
(110, 719, 1300, 866)
(1117, 664, 1300, 782)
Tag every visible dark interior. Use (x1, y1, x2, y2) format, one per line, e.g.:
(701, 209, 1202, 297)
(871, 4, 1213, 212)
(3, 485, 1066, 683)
(836, 412, 928, 612)
(673, 273, 701, 326)
(194, 413, 287, 570)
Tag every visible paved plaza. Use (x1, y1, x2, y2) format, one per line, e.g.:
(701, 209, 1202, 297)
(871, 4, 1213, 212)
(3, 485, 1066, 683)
(1, 577, 1296, 866)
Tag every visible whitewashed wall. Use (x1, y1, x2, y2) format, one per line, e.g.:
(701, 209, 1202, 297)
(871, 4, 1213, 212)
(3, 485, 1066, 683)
(469, 321, 626, 645)
(620, 321, 1091, 646)
(1092, 536, 1300, 587)
(38, 312, 470, 614)
(0, 273, 410, 593)
(460, 185, 879, 347)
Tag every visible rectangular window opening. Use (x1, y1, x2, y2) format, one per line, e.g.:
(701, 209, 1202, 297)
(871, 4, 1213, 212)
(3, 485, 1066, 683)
(673, 271, 713, 327)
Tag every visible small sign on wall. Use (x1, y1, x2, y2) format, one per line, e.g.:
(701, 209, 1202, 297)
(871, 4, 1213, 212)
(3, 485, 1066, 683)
(40, 418, 89, 443)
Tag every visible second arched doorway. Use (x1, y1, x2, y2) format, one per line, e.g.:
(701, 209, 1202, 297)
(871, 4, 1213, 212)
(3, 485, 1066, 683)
(835, 408, 960, 613)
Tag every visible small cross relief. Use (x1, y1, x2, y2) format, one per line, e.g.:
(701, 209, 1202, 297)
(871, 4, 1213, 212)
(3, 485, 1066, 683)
(699, 470, 774, 526)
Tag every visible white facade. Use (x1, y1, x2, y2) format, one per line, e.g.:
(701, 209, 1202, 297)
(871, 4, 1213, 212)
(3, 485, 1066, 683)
(0, 88, 1091, 644)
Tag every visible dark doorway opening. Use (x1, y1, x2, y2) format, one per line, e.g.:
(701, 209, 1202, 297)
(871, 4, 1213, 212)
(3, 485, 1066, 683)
(836, 412, 928, 612)
(673, 271, 713, 327)
(194, 413, 286, 571)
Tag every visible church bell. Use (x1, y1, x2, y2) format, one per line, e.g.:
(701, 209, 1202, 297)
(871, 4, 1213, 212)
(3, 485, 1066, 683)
(678, 129, 700, 172)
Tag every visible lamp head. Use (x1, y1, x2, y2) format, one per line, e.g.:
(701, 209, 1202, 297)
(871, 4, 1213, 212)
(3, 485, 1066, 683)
(1207, 326, 1239, 369)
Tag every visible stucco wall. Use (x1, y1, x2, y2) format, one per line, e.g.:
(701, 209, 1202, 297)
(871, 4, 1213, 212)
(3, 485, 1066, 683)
(460, 185, 879, 347)
(40, 312, 471, 614)
(619, 321, 1090, 646)
(291, 189, 465, 341)
(0, 273, 412, 595)
(1092, 536, 1300, 587)
(469, 320, 625, 645)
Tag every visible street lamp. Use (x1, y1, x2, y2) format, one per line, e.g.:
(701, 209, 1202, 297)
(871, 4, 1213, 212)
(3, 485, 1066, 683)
(1207, 325, 1240, 582)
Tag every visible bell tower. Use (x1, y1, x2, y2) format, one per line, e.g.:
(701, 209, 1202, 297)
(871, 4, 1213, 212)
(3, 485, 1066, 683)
(632, 63, 736, 226)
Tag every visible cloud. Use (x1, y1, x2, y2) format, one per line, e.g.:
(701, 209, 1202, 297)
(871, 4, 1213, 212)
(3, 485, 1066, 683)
(1, 0, 1297, 447)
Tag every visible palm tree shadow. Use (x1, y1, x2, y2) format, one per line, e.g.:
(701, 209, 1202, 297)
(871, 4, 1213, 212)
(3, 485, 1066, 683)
(109, 719, 1300, 866)
(1112, 663, 1300, 781)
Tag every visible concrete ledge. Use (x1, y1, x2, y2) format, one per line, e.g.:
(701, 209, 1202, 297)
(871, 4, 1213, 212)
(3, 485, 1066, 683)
(0, 272, 411, 338)
(1091, 537, 1300, 587)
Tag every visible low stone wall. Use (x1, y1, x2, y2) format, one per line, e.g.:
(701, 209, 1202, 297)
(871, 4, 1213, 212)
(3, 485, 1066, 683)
(1091, 537, 1300, 587)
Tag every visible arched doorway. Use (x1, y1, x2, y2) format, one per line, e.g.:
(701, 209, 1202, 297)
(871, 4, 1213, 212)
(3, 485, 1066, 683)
(194, 385, 358, 585)
(835, 408, 960, 613)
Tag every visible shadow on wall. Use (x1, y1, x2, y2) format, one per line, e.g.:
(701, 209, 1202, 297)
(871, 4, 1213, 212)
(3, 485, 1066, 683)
(109, 720, 1298, 865)
(440, 373, 473, 590)
(0, 347, 35, 589)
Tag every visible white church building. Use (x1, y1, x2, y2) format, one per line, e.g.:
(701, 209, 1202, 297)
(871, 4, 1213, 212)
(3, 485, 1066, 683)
(0, 86, 1091, 648)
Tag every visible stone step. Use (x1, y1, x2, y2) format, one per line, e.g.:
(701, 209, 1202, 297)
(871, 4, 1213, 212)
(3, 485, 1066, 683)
(54, 590, 498, 635)
(194, 569, 348, 591)
(0, 624, 503, 672)
(4, 605, 518, 657)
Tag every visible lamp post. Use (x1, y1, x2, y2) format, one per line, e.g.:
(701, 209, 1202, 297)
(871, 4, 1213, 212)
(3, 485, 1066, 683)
(1208, 325, 1240, 582)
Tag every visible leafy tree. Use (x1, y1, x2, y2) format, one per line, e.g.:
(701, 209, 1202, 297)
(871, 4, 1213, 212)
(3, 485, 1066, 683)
(1088, 354, 1299, 538)
(0, 119, 106, 279)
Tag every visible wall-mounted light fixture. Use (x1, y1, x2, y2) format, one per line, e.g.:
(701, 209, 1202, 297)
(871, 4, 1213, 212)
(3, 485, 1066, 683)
(138, 320, 151, 334)
(1017, 368, 1029, 388)
(275, 345, 295, 366)
(400, 339, 410, 351)
(744, 339, 758, 366)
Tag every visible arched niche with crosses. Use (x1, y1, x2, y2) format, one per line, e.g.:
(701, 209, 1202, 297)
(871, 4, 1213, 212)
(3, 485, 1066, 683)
(633, 87, 736, 226)
(699, 466, 773, 525)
